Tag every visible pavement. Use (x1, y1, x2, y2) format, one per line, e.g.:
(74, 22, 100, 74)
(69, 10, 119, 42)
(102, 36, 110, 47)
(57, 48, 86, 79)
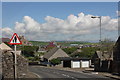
(29, 66, 113, 80)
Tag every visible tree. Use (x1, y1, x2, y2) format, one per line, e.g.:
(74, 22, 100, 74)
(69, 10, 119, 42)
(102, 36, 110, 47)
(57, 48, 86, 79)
(71, 47, 99, 58)
(62, 47, 77, 55)
(21, 46, 39, 57)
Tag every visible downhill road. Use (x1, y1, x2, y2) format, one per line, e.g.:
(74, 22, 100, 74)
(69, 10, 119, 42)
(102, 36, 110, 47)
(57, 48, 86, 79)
(29, 66, 113, 80)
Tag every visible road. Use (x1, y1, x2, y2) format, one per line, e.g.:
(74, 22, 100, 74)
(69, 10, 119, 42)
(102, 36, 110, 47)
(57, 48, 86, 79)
(29, 66, 113, 80)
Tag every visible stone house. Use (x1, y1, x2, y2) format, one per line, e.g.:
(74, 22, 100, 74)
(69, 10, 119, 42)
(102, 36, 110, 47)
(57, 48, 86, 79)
(43, 47, 69, 62)
(0, 43, 13, 51)
(113, 36, 120, 74)
(0, 43, 21, 55)
(70, 48, 82, 57)
(19, 36, 32, 46)
(93, 51, 113, 72)
(45, 42, 57, 50)
(37, 46, 46, 53)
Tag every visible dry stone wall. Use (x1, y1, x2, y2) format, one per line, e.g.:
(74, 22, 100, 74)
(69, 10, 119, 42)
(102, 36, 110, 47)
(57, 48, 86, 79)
(2, 51, 28, 78)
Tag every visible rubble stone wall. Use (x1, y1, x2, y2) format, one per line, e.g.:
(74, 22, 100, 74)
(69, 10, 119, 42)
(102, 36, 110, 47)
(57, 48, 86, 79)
(2, 51, 28, 78)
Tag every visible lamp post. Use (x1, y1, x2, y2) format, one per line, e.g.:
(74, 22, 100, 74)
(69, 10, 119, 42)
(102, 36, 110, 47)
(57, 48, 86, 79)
(91, 16, 102, 50)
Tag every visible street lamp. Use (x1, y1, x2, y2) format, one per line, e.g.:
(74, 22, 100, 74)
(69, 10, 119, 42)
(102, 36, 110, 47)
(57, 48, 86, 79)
(91, 16, 102, 49)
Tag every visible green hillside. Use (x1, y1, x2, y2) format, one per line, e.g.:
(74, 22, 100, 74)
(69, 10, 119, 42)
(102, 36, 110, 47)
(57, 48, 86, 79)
(30, 41, 98, 46)
(30, 41, 49, 46)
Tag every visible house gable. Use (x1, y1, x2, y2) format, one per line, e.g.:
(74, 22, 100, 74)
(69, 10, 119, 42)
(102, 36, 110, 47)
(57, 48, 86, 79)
(43, 47, 58, 59)
(0, 43, 12, 51)
(93, 52, 99, 59)
(113, 36, 120, 61)
(48, 48, 69, 60)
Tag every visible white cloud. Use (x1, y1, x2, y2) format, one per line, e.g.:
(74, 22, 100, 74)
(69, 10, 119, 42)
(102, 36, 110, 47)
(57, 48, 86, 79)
(1, 27, 13, 38)
(2, 12, 118, 41)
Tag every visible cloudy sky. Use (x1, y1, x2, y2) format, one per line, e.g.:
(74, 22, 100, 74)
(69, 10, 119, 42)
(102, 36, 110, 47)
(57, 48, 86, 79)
(1, 2, 119, 41)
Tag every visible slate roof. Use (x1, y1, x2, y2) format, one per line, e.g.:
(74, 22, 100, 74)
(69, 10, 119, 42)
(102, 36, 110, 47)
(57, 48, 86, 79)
(58, 57, 90, 61)
(71, 49, 82, 56)
(0, 43, 13, 51)
(43, 47, 69, 60)
(95, 51, 113, 60)
(113, 36, 120, 61)
(43, 47, 59, 59)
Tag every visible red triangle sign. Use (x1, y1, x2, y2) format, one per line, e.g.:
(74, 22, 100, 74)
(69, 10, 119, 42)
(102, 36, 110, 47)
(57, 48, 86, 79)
(9, 33, 22, 45)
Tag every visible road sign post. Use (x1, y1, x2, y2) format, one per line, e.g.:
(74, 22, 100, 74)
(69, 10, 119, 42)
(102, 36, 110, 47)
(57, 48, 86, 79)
(9, 33, 22, 79)
(14, 45, 17, 79)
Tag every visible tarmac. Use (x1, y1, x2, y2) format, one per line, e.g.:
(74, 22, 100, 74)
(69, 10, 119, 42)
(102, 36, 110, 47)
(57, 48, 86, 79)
(46, 66, 120, 80)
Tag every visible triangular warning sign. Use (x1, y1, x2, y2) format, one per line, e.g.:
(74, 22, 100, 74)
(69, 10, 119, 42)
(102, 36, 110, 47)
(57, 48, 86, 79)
(9, 33, 22, 45)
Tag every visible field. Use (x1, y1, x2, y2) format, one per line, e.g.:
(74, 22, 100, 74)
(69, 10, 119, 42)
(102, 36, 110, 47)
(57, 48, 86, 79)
(30, 41, 99, 46)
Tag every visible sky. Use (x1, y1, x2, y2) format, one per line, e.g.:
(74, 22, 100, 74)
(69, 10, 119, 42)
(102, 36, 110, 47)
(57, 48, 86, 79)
(2, 0, 120, 2)
(1, 2, 119, 42)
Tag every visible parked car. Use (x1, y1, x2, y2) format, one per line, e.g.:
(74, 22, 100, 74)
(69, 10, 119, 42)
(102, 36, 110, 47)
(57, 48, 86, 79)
(40, 62, 53, 66)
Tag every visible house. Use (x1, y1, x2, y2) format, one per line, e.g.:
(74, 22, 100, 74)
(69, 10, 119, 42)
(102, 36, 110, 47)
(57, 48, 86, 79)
(19, 36, 32, 46)
(37, 46, 46, 53)
(113, 36, 120, 74)
(43, 47, 69, 62)
(93, 51, 113, 72)
(0, 43, 21, 55)
(46, 42, 57, 50)
(71, 48, 82, 57)
(58, 57, 91, 68)
(0, 43, 13, 51)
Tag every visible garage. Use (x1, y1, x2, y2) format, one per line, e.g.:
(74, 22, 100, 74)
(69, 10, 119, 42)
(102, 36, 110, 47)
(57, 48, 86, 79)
(58, 57, 90, 68)
(63, 60, 71, 68)
(71, 61, 80, 68)
(81, 61, 89, 68)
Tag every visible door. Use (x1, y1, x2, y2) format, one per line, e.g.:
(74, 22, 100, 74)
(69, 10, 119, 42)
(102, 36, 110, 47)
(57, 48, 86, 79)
(81, 61, 89, 68)
(72, 61, 80, 68)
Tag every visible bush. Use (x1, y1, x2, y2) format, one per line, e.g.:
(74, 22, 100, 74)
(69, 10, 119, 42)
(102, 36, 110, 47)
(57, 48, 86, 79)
(27, 57, 35, 61)
(62, 47, 77, 55)
(50, 58, 61, 65)
(21, 46, 39, 57)
(71, 47, 99, 58)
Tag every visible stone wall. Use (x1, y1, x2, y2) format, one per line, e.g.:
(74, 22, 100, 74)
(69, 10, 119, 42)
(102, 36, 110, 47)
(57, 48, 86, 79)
(2, 51, 28, 78)
(113, 36, 120, 74)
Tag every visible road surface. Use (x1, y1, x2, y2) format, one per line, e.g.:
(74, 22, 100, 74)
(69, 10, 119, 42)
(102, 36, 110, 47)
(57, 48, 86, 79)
(29, 66, 113, 80)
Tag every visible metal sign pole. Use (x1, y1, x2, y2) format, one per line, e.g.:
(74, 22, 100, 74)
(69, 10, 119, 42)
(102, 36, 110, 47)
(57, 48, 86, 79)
(14, 45, 17, 79)
(9, 33, 22, 79)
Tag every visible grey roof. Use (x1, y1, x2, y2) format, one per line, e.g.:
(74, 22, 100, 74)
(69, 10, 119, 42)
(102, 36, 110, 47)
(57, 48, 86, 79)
(117, 36, 120, 43)
(44, 47, 58, 59)
(115, 36, 120, 47)
(43, 47, 69, 60)
(0, 43, 13, 51)
(58, 57, 90, 61)
(95, 51, 113, 60)
(71, 49, 82, 56)
(113, 36, 120, 60)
